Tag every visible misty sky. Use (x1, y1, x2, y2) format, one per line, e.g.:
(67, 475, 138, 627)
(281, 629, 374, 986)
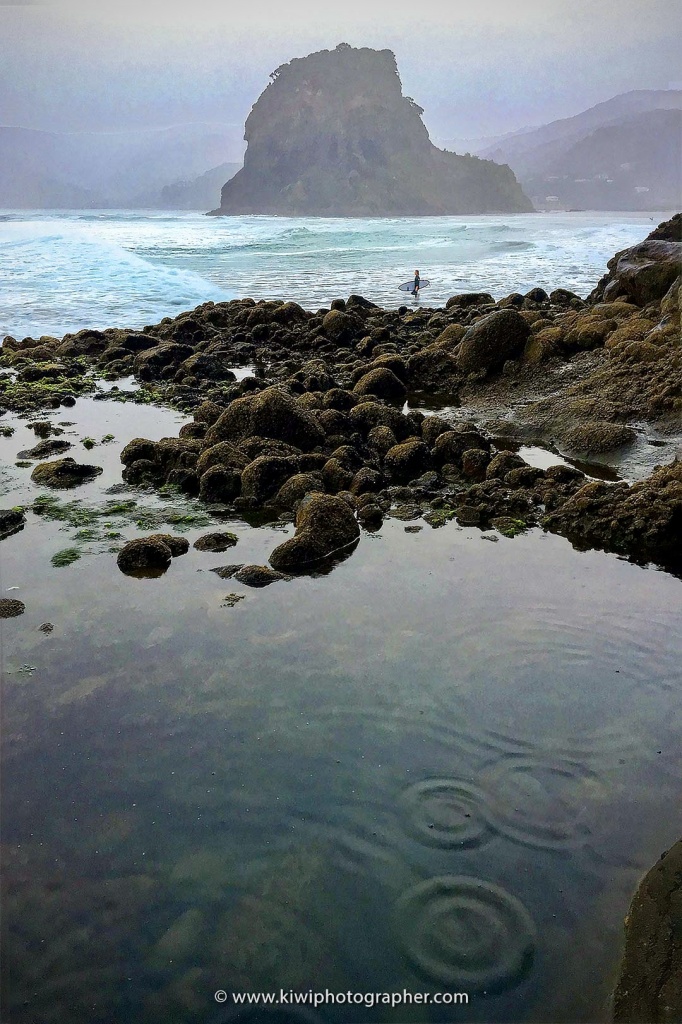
(1, 0, 681, 155)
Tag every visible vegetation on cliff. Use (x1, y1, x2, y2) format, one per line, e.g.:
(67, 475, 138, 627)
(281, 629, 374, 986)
(211, 44, 532, 217)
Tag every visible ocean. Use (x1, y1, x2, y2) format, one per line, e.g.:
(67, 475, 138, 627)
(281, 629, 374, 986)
(0, 209, 671, 340)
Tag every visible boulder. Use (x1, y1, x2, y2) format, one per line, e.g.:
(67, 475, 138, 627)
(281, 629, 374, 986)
(349, 401, 411, 440)
(199, 466, 242, 503)
(31, 458, 103, 489)
(384, 440, 430, 483)
(561, 421, 636, 453)
(204, 387, 325, 451)
(233, 564, 289, 587)
(240, 455, 300, 502)
(446, 292, 495, 308)
(353, 367, 406, 401)
(457, 309, 531, 375)
(274, 472, 323, 508)
(407, 345, 462, 393)
(590, 239, 682, 306)
(117, 537, 173, 576)
(269, 493, 359, 573)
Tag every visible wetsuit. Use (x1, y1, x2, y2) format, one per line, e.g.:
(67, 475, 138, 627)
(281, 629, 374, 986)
(412, 274, 420, 296)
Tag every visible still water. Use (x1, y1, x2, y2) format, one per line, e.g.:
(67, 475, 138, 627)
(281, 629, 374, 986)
(1, 392, 681, 1024)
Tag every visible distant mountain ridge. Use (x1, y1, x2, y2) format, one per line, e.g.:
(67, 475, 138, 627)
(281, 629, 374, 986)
(477, 90, 682, 210)
(0, 123, 242, 208)
(211, 43, 532, 216)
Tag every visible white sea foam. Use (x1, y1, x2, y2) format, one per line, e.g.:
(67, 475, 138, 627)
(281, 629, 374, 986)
(0, 209, 670, 339)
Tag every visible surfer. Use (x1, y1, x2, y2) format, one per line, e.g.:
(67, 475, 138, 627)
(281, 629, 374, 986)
(411, 269, 420, 298)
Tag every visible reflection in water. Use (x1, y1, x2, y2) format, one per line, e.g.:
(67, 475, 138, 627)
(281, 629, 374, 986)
(1, 395, 681, 1023)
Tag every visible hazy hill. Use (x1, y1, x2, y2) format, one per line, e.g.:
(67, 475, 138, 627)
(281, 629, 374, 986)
(477, 90, 682, 210)
(0, 123, 240, 208)
(156, 162, 241, 210)
(211, 43, 532, 217)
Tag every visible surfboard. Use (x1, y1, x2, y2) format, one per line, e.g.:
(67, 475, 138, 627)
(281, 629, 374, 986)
(398, 279, 430, 292)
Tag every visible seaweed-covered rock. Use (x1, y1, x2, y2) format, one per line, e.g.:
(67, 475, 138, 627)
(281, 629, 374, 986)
(384, 440, 431, 483)
(204, 387, 325, 451)
(0, 508, 26, 540)
(349, 401, 410, 440)
(193, 531, 238, 552)
(275, 472, 323, 508)
(117, 537, 173, 576)
(269, 492, 359, 573)
(120, 438, 159, 466)
(446, 292, 495, 308)
(561, 421, 636, 453)
(0, 598, 25, 617)
(240, 455, 300, 502)
(233, 564, 289, 587)
(545, 460, 682, 568)
(31, 458, 102, 489)
(147, 534, 190, 557)
(17, 438, 72, 459)
(457, 309, 531, 375)
(199, 465, 242, 503)
(353, 367, 406, 401)
(407, 345, 462, 393)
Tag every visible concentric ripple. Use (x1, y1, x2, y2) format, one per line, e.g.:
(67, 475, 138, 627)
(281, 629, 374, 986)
(481, 756, 601, 850)
(402, 778, 491, 849)
(396, 876, 536, 992)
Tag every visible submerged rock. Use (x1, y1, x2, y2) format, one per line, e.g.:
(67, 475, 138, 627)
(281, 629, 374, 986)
(233, 564, 290, 587)
(30, 457, 103, 489)
(0, 509, 26, 540)
(193, 531, 238, 552)
(269, 492, 359, 573)
(0, 598, 25, 618)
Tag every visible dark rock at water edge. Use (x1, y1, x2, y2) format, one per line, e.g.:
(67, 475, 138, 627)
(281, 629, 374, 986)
(0, 598, 25, 618)
(30, 458, 103, 489)
(613, 839, 682, 1022)
(0, 508, 26, 540)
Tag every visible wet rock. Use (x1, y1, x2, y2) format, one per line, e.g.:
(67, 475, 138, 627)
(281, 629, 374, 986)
(269, 493, 359, 573)
(193, 531, 238, 552)
(147, 534, 190, 557)
(322, 309, 362, 344)
(561, 421, 636, 453)
(349, 401, 411, 440)
(199, 466, 242, 503)
(461, 448, 492, 481)
(30, 457, 103, 489)
(367, 425, 398, 455)
(123, 459, 162, 486)
(120, 438, 159, 466)
(613, 839, 682, 1023)
(17, 438, 72, 460)
(591, 238, 682, 306)
(194, 400, 225, 426)
(275, 472, 323, 508)
(204, 386, 325, 451)
(357, 502, 384, 528)
(0, 598, 25, 618)
(457, 309, 531, 375)
(0, 509, 26, 540)
(485, 451, 527, 480)
(407, 345, 462, 393)
(384, 440, 430, 483)
(117, 537, 173, 576)
(545, 460, 682, 568)
(446, 292, 495, 308)
(350, 466, 383, 495)
(432, 430, 489, 468)
(241, 455, 300, 503)
(353, 367, 406, 401)
(421, 415, 453, 447)
(233, 564, 290, 587)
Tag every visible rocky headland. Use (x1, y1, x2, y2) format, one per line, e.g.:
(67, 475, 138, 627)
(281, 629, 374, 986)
(209, 44, 532, 217)
(1, 214, 680, 580)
